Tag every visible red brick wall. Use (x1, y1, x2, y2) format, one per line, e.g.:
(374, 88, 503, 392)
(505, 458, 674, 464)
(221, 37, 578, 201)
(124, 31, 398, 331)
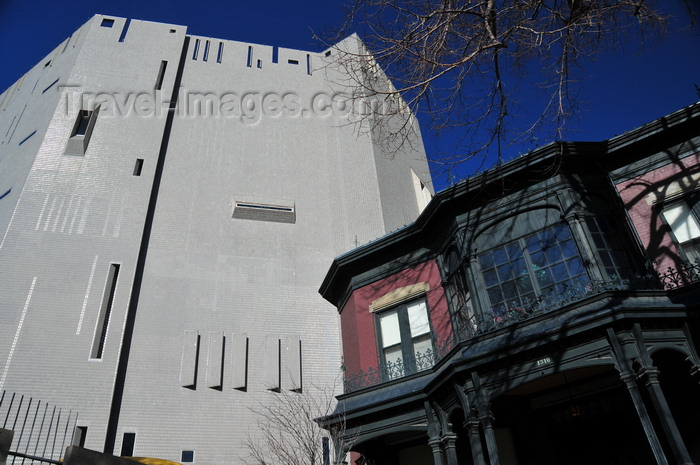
(615, 153, 700, 272)
(339, 259, 450, 376)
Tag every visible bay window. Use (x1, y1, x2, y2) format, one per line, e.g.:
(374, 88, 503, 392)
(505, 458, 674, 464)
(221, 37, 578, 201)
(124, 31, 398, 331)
(478, 223, 589, 320)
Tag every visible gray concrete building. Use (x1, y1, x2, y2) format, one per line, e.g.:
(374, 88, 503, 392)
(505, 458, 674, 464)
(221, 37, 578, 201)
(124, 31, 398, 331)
(0, 15, 432, 464)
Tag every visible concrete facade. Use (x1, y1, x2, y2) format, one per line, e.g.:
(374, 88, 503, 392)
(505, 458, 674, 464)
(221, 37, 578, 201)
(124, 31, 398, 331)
(0, 15, 433, 464)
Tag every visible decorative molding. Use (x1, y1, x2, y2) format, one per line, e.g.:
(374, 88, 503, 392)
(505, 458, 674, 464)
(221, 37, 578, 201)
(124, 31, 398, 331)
(369, 282, 430, 312)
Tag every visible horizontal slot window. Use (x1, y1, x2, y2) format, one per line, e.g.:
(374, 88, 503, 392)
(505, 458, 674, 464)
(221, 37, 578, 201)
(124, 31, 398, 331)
(231, 197, 295, 224)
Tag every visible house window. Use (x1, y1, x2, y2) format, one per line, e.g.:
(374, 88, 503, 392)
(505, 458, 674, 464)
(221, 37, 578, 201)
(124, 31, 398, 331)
(586, 217, 636, 279)
(662, 194, 700, 262)
(377, 298, 433, 380)
(444, 246, 475, 337)
(478, 223, 588, 320)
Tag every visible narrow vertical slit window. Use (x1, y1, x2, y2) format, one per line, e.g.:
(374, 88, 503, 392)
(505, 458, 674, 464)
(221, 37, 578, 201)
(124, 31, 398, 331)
(65, 106, 100, 156)
(192, 39, 200, 60)
(73, 426, 87, 447)
(257, 59, 262, 69)
(272, 46, 279, 63)
(246, 46, 253, 67)
(154, 61, 167, 91)
(203, 40, 210, 62)
(217, 42, 223, 63)
(133, 159, 143, 176)
(306, 54, 311, 75)
(42, 78, 59, 94)
(74, 110, 91, 136)
(91, 263, 120, 359)
(120, 432, 135, 457)
(18, 130, 36, 147)
(118, 18, 131, 43)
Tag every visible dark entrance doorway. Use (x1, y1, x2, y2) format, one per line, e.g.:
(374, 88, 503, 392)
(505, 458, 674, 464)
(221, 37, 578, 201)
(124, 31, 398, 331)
(491, 367, 656, 465)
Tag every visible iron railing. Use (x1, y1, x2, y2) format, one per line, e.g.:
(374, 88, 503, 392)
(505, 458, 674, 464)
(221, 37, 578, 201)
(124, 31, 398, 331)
(343, 263, 700, 393)
(1, 391, 78, 464)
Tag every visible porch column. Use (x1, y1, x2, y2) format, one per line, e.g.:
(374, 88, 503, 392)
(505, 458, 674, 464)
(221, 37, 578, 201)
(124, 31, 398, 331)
(634, 324, 694, 465)
(620, 371, 669, 465)
(607, 328, 669, 465)
(638, 366, 694, 465)
(425, 401, 445, 465)
(442, 433, 459, 465)
(480, 414, 500, 465)
(466, 419, 487, 465)
(428, 437, 445, 465)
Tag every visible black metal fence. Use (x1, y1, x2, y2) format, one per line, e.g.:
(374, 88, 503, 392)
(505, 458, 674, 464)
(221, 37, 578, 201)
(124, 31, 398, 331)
(0, 391, 78, 464)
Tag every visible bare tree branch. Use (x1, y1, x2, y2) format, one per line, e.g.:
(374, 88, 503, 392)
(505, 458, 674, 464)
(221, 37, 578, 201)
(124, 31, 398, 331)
(244, 382, 354, 465)
(320, 0, 675, 175)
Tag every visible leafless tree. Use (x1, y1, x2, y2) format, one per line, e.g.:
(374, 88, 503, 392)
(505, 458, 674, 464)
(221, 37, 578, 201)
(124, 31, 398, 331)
(244, 384, 352, 465)
(324, 0, 693, 173)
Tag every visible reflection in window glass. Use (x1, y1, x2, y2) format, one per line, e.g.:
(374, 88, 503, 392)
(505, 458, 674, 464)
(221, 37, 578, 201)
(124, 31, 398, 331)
(479, 224, 589, 319)
(661, 196, 700, 262)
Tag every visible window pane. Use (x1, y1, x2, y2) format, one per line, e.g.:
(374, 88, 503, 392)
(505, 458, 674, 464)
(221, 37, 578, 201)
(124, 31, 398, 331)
(664, 203, 700, 243)
(501, 281, 518, 300)
(566, 257, 585, 275)
(516, 271, 533, 293)
(407, 300, 430, 336)
(530, 250, 547, 268)
(379, 311, 401, 348)
(560, 239, 578, 258)
(492, 247, 508, 265)
(544, 245, 561, 264)
(479, 251, 495, 268)
(506, 243, 523, 259)
(413, 336, 433, 371)
(550, 262, 568, 282)
(537, 267, 554, 287)
(483, 268, 499, 286)
(488, 287, 504, 305)
(497, 262, 513, 280)
(384, 346, 404, 379)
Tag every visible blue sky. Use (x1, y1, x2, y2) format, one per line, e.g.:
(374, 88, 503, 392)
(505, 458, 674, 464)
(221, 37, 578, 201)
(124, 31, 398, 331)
(0, 0, 698, 190)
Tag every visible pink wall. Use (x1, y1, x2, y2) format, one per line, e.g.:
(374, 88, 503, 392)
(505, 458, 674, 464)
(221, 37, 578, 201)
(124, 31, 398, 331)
(339, 259, 451, 377)
(615, 153, 700, 273)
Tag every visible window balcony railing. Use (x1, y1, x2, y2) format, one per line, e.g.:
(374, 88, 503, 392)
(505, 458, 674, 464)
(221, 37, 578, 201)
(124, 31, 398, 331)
(657, 260, 700, 289)
(342, 263, 700, 394)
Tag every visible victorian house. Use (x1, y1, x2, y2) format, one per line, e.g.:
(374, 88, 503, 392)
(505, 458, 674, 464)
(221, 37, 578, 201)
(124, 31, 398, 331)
(319, 103, 700, 465)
